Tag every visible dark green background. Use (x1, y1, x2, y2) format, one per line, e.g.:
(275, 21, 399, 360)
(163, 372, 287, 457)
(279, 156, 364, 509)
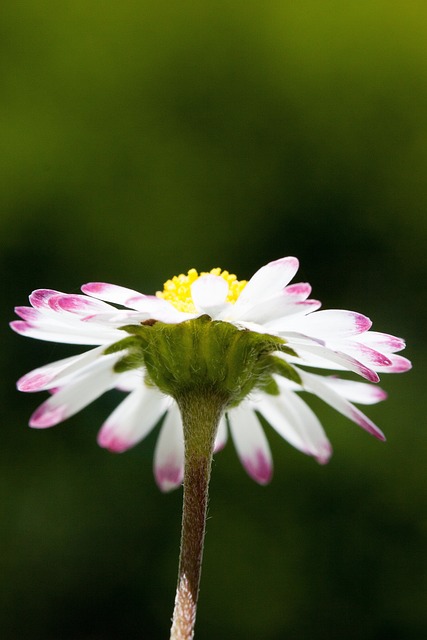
(1, 2, 425, 639)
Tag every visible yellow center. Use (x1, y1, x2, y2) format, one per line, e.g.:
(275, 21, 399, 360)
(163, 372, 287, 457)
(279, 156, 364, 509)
(156, 268, 247, 313)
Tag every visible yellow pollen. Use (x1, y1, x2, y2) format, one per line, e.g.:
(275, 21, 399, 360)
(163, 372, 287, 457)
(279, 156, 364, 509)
(156, 268, 247, 313)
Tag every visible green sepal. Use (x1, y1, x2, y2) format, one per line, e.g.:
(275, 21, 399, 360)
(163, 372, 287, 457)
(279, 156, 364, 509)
(104, 335, 147, 373)
(126, 317, 279, 402)
(118, 324, 153, 338)
(114, 353, 145, 373)
(268, 355, 302, 385)
(257, 375, 280, 396)
(106, 315, 298, 408)
(277, 343, 299, 358)
(104, 336, 145, 354)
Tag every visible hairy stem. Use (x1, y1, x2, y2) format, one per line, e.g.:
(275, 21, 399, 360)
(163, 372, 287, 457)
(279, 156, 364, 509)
(169, 391, 227, 640)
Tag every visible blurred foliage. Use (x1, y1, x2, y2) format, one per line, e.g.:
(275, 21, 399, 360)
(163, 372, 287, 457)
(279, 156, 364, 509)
(1, 2, 426, 639)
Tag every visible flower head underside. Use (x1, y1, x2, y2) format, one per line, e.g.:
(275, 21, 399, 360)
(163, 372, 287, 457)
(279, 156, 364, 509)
(11, 256, 411, 491)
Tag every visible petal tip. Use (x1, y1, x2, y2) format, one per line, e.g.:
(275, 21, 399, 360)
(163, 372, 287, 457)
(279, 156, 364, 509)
(155, 464, 183, 492)
(353, 312, 372, 333)
(10, 320, 30, 335)
(29, 289, 60, 308)
(14, 306, 38, 321)
(351, 410, 386, 441)
(315, 443, 333, 465)
(375, 388, 388, 402)
(390, 356, 412, 373)
(97, 428, 129, 453)
(17, 373, 51, 393)
(242, 450, 273, 485)
(362, 367, 380, 383)
(213, 440, 226, 453)
(29, 403, 67, 428)
(274, 256, 299, 269)
(81, 283, 108, 296)
(283, 282, 312, 298)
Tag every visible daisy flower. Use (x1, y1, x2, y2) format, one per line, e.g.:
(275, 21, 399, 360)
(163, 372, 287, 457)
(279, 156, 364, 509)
(11, 256, 412, 640)
(11, 256, 410, 490)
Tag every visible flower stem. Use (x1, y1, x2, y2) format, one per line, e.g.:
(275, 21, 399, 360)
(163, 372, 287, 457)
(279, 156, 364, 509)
(170, 391, 227, 640)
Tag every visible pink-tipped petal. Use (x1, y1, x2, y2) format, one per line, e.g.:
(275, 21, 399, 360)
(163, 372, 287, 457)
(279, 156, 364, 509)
(235, 256, 299, 307)
(10, 319, 123, 345)
(98, 386, 168, 453)
(242, 449, 273, 485)
(81, 282, 145, 306)
(353, 331, 406, 353)
(153, 405, 184, 492)
(228, 407, 273, 484)
(315, 444, 333, 465)
(18, 346, 115, 393)
(10, 320, 32, 336)
(30, 403, 68, 428)
(349, 410, 387, 440)
(29, 289, 63, 309)
(97, 434, 129, 453)
(51, 294, 113, 315)
(28, 354, 120, 429)
(14, 306, 40, 321)
(18, 372, 53, 393)
(235, 293, 321, 325)
(255, 384, 332, 463)
(290, 343, 380, 382)
(332, 340, 393, 369)
(322, 377, 388, 405)
(262, 299, 322, 329)
(380, 354, 412, 373)
(298, 369, 386, 441)
(155, 463, 183, 493)
(283, 282, 312, 300)
(285, 310, 372, 339)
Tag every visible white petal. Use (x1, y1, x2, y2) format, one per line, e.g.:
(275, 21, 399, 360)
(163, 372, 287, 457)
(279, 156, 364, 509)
(14, 306, 48, 322)
(17, 345, 107, 392)
(234, 256, 299, 308)
(287, 343, 379, 382)
(29, 354, 121, 428)
(297, 369, 385, 440)
(352, 331, 406, 353)
(48, 294, 115, 315)
(283, 310, 372, 339)
(81, 311, 151, 329)
(10, 318, 124, 345)
(83, 283, 190, 323)
(254, 386, 332, 463)
(154, 404, 184, 492)
(29, 289, 64, 309)
(374, 354, 412, 373)
(214, 415, 228, 452)
(228, 406, 273, 484)
(98, 386, 169, 452)
(124, 295, 195, 323)
(115, 369, 144, 392)
(235, 295, 321, 325)
(81, 282, 146, 306)
(191, 274, 229, 313)
(277, 331, 326, 347)
(282, 282, 312, 300)
(326, 339, 392, 370)
(321, 377, 388, 405)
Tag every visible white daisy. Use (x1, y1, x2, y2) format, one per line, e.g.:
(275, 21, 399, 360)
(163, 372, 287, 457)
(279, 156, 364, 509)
(11, 257, 411, 490)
